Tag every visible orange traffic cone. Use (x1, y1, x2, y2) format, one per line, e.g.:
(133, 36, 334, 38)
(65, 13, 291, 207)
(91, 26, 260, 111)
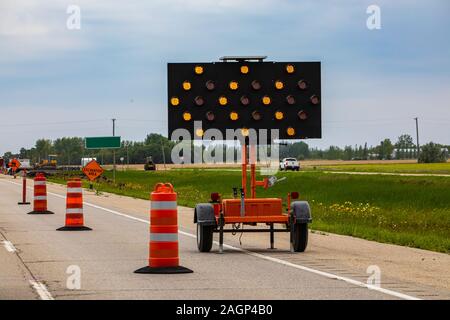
(27, 173, 54, 214)
(57, 178, 91, 231)
(135, 183, 192, 274)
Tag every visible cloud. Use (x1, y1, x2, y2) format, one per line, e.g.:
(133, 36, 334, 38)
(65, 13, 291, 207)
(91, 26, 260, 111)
(0, 0, 89, 62)
(1, 0, 449, 153)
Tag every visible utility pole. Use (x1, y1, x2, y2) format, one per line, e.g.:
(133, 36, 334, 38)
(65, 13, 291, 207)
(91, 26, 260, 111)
(126, 142, 129, 169)
(112, 118, 116, 183)
(414, 117, 420, 161)
(160, 138, 166, 170)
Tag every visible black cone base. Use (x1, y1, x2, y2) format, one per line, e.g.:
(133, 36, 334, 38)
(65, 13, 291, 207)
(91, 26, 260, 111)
(134, 265, 193, 274)
(56, 226, 92, 231)
(18, 202, 31, 205)
(27, 210, 54, 215)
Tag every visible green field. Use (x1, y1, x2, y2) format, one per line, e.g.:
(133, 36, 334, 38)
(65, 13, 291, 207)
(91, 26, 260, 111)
(310, 162, 450, 174)
(50, 169, 450, 253)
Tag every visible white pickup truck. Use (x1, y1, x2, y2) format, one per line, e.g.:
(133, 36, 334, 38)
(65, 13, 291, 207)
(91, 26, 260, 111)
(279, 158, 300, 171)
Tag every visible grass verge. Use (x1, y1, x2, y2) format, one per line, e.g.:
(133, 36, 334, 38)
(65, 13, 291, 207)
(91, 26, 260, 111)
(310, 162, 450, 174)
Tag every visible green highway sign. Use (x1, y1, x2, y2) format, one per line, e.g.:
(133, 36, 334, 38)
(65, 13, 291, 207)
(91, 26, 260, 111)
(85, 136, 121, 149)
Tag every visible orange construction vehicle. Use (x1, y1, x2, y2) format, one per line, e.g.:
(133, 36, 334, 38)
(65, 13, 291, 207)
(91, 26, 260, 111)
(8, 158, 21, 176)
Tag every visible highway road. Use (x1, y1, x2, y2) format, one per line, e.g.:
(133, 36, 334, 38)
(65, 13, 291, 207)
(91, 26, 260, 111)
(0, 174, 449, 300)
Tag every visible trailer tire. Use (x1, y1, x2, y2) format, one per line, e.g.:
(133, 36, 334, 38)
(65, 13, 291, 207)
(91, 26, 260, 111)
(293, 223, 308, 252)
(197, 223, 214, 252)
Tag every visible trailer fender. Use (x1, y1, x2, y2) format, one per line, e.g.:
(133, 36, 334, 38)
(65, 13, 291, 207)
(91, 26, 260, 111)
(194, 203, 216, 226)
(291, 201, 312, 224)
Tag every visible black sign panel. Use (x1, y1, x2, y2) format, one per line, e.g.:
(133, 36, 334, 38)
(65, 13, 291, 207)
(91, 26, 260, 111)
(167, 61, 321, 141)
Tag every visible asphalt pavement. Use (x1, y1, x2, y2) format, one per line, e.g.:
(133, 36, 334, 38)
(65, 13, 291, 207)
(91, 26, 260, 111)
(0, 175, 448, 300)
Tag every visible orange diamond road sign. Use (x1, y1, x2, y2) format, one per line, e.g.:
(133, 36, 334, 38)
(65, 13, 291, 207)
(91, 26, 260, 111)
(82, 160, 104, 181)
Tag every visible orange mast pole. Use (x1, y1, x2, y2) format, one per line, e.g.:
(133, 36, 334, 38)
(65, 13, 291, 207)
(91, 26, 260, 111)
(250, 144, 257, 199)
(241, 142, 247, 198)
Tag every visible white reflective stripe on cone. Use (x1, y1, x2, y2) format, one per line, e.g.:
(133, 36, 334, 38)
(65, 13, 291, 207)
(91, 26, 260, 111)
(34, 196, 47, 200)
(150, 233, 178, 242)
(34, 181, 46, 185)
(66, 208, 83, 214)
(67, 188, 83, 193)
(151, 201, 177, 210)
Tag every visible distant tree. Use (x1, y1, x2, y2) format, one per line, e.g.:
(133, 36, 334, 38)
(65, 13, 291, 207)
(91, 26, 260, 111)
(324, 146, 343, 160)
(418, 142, 447, 163)
(357, 145, 363, 159)
(280, 141, 310, 160)
(395, 134, 415, 159)
(291, 141, 310, 160)
(54, 137, 83, 165)
(142, 133, 175, 163)
(395, 134, 414, 149)
(362, 142, 368, 160)
(35, 139, 53, 162)
(377, 139, 394, 160)
(19, 148, 28, 159)
(343, 145, 353, 160)
(2, 151, 14, 162)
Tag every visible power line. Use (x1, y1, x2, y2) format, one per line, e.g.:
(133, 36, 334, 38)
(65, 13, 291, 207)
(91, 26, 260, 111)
(0, 119, 108, 127)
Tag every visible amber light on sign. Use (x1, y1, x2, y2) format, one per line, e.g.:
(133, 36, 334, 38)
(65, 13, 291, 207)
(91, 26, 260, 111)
(229, 81, 238, 90)
(194, 66, 203, 74)
(195, 129, 204, 137)
(262, 96, 271, 105)
(240, 66, 249, 74)
(287, 127, 296, 136)
(183, 112, 192, 121)
(286, 64, 295, 73)
(170, 97, 180, 106)
(229, 112, 239, 121)
(219, 96, 228, 106)
(182, 81, 191, 91)
(275, 80, 284, 90)
(241, 128, 249, 136)
(275, 111, 284, 120)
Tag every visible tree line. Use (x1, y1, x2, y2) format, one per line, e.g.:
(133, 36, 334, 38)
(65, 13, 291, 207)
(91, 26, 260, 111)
(279, 134, 448, 163)
(2, 133, 449, 165)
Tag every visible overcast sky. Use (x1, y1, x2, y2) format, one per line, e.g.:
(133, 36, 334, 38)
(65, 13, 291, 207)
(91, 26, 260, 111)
(1, 0, 449, 154)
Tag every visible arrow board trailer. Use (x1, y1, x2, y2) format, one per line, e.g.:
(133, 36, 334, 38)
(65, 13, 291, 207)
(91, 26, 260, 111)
(168, 56, 319, 253)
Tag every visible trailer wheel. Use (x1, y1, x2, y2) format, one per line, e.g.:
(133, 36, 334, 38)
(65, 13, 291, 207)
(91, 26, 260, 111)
(197, 224, 214, 252)
(292, 223, 308, 252)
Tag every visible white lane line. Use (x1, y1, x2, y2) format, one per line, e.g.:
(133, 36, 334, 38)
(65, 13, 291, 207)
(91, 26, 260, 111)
(323, 171, 450, 178)
(2, 240, 17, 252)
(29, 280, 54, 300)
(2, 179, 421, 300)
